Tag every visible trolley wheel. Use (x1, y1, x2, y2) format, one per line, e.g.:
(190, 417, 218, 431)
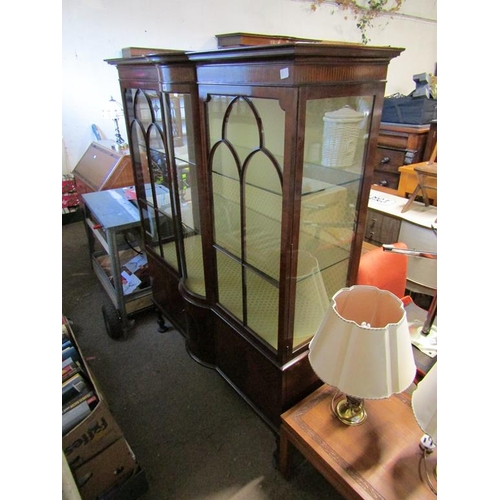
(102, 303, 125, 340)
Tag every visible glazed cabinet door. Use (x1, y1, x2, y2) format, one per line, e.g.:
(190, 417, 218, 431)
(124, 88, 206, 298)
(205, 93, 286, 352)
(203, 88, 375, 359)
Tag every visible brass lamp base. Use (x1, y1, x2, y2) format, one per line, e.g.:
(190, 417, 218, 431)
(332, 395, 367, 426)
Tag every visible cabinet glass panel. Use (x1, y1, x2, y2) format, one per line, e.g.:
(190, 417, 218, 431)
(208, 95, 285, 349)
(293, 96, 373, 349)
(126, 89, 174, 266)
(168, 93, 206, 297)
(125, 89, 205, 296)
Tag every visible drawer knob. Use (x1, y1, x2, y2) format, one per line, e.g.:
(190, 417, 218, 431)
(380, 157, 390, 164)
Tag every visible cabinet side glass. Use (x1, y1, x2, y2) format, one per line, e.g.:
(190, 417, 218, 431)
(293, 95, 373, 349)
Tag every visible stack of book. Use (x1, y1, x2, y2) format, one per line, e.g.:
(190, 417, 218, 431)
(62, 319, 98, 435)
(62, 316, 149, 499)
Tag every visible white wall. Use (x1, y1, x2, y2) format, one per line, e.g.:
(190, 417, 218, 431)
(62, 0, 437, 172)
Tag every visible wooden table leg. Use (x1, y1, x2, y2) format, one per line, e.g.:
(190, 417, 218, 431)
(278, 428, 292, 479)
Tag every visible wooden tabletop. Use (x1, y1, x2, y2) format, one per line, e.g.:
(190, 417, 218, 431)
(280, 384, 437, 499)
(415, 163, 437, 177)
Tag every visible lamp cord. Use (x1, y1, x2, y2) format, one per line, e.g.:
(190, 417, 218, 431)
(421, 450, 437, 495)
(328, 388, 343, 418)
(124, 232, 143, 255)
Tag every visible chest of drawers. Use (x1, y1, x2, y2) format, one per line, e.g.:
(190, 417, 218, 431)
(373, 123, 430, 189)
(364, 208, 401, 245)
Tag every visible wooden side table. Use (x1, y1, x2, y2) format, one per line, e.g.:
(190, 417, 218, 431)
(398, 163, 437, 206)
(279, 385, 437, 499)
(401, 163, 438, 213)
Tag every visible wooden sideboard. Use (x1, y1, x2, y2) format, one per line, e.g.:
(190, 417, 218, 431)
(373, 123, 430, 190)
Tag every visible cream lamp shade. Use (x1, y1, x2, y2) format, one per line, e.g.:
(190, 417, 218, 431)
(309, 285, 416, 400)
(412, 362, 437, 444)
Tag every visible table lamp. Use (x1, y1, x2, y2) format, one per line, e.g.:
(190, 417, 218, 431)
(308, 285, 416, 426)
(102, 96, 127, 147)
(412, 362, 437, 493)
(412, 362, 437, 449)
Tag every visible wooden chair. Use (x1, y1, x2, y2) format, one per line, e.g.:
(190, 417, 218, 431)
(401, 144, 437, 213)
(357, 242, 437, 380)
(356, 242, 409, 299)
(357, 240, 435, 313)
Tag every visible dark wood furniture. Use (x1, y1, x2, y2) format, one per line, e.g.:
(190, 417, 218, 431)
(373, 123, 430, 190)
(279, 384, 437, 499)
(106, 51, 212, 356)
(422, 119, 437, 161)
(215, 32, 319, 48)
(364, 208, 401, 246)
(107, 42, 403, 431)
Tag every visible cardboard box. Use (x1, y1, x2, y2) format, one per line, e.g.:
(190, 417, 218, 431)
(72, 437, 137, 500)
(63, 316, 124, 468)
(62, 318, 146, 499)
(99, 467, 149, 500)
(63, 399, 124, 469)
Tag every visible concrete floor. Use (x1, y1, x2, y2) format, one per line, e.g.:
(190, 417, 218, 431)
(62, 218, 345, 500)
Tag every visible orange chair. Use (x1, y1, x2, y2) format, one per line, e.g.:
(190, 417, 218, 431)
(357, 242, 437, 381)
(356, 242, 409, 300)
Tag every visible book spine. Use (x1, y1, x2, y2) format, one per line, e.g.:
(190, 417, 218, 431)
(63, 391, 97, 414)
(62, 315, 99, 435)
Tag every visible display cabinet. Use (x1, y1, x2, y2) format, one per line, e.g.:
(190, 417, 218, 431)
(108, 42, 403, 431)
(106, 52, 214, 364)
